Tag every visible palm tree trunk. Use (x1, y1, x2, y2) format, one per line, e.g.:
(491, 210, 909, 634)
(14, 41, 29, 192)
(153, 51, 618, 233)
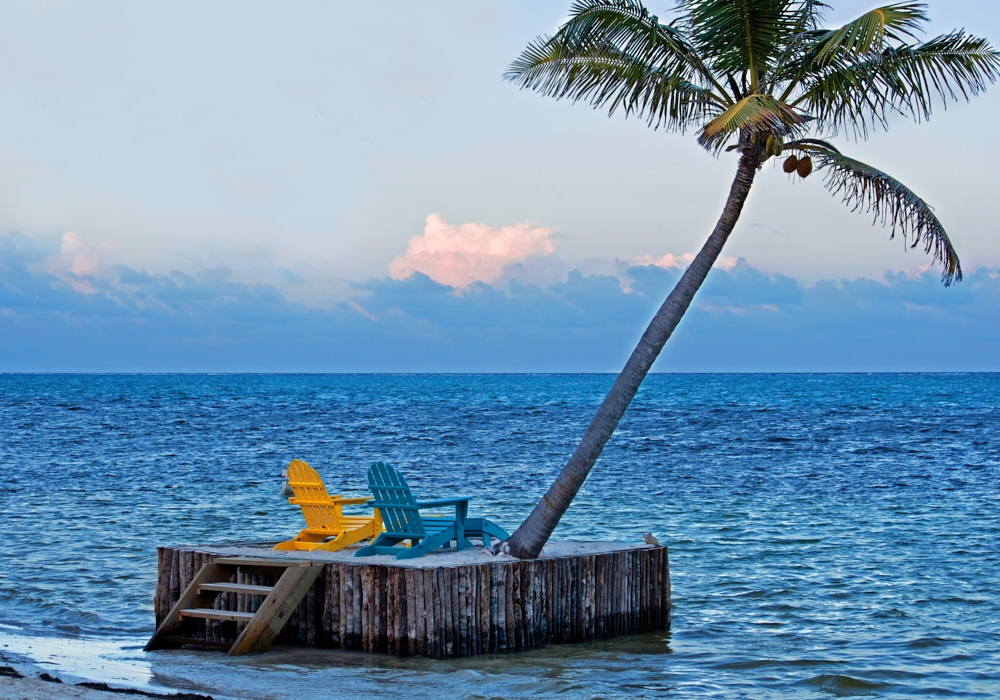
(506, 151, 761, 559)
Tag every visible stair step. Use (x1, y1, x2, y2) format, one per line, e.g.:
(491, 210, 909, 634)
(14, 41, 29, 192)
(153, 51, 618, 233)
(178, 608, 256, 622)
(197, 582, 274, 596)
(212, 557, 320, 568)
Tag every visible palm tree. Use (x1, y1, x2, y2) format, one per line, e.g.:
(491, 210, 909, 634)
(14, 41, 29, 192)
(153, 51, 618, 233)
(501, 0, 1000, 559)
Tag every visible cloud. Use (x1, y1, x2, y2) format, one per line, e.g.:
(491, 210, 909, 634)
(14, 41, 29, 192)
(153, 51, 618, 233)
(388, 214, 556, 289)
(38, 232, 113, 294)
(628, 252, 695, 270)
(1, 231, 999, 372)
(61, 232, 102, 277)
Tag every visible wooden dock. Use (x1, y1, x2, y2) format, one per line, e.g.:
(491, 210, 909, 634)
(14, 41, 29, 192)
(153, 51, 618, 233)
(152, 542, 670, 658)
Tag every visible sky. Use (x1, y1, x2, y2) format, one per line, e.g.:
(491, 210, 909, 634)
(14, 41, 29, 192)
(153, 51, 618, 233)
(1, 0, 999, 372)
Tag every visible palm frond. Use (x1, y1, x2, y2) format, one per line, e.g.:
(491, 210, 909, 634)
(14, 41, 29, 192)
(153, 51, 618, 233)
(505, 0, 731, 130)
(797, 31, 1000, 134)
(698, 93, 805, 151)
(678, 0, 810, 83)
(508, 37, 723, 130)
(889, 32, 1000, 116)
(793, 143, 961, 285)
(794, 0, 828, 30)
(814, 3, 925, 65)
(507, 0, 720, 91)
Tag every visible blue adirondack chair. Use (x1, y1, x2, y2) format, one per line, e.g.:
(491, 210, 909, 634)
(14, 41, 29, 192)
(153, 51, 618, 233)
(354, 461, 509, 560)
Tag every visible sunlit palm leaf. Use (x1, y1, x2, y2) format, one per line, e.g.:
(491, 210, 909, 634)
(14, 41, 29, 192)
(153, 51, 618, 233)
(559, 0, 716, 81)
(797, 145, 962, 284)
(698, 94, 805, 151)
(813, 3, 924, 65)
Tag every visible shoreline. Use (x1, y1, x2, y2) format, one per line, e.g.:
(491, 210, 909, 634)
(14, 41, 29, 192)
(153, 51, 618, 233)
(0, 646, 216, 700)
(0, 676, 213, 700)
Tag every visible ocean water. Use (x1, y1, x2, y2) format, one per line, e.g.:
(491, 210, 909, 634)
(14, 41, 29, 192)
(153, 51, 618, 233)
(0, 373, 998, 698)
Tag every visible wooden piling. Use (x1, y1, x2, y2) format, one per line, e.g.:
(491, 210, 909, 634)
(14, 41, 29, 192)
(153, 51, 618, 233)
(153, 543, 669, 658)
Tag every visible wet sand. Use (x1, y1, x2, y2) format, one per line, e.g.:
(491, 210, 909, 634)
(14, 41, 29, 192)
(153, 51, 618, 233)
(0, 675, 112, 699)
(0, 652, 213, 700)
(0, 674, 215, 700)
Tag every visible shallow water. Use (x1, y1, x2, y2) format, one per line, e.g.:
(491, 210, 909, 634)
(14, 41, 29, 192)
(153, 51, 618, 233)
(1, 373, 998, 698)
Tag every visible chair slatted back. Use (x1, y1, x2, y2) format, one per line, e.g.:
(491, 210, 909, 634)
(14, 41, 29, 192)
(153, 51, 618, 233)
(286, 459, 342, 533)
(367, 461, 425, 538)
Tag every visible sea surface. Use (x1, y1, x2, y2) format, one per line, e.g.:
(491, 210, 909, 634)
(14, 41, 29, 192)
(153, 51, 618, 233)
(0, 373, 998, 698)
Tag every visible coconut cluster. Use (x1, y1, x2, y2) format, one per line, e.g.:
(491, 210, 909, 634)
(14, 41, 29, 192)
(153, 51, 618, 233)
(783, 155, 812, 178)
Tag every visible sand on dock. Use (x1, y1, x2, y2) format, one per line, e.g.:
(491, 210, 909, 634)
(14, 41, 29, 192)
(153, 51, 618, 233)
(191, 538, 653, 566)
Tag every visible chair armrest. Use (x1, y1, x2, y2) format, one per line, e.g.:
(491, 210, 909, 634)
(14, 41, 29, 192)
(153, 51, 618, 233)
(416, 498, 472, 509)
(367, 500, 415, 511)
(334, 497, 372, 506)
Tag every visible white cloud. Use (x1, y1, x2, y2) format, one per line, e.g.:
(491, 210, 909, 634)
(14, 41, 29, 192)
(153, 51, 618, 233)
(389, 214, 556, 289)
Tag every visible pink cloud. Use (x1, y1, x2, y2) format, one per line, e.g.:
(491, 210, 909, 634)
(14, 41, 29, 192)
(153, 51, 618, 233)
(61, 232, 102, 277)
(389, 214, 556, 289)
(630, 252, 737, 271)
(714, 256, 739, 271)
(40, 232, 110, 294)
(629, 252, 696, 270)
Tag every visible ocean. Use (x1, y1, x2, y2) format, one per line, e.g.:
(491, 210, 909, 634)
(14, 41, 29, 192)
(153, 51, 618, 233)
(1, 373, 998, 698)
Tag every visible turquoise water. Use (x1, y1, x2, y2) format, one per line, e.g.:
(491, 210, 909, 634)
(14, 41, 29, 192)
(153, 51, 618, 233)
(1, 373, 998, 698)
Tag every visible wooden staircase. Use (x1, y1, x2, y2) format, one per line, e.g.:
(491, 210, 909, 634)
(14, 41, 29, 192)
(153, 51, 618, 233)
(145, 557, 324, 656)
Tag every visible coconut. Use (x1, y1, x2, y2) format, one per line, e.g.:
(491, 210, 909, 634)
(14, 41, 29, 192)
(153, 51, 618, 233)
(783, 156, 798, 173)
(796, 156, 813, 178)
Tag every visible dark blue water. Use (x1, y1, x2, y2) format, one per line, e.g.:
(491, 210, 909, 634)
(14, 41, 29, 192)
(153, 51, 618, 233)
(1, 374, 998, 698)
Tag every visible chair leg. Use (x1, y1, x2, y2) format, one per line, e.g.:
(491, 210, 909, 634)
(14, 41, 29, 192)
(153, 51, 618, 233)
(395, 528, 455, 560)
(310, 524, 376, 552)
(274, 529, 329, 551)
(355, 534, 406, 557)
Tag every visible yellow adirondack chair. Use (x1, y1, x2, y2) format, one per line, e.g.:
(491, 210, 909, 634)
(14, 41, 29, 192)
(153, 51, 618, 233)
(274, 459, 383, 552)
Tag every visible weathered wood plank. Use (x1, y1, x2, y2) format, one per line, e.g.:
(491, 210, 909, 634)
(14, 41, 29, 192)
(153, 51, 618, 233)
(449, 566, 459, 655)
(386, 567, 398, 655)
(340, 563, 351, 648)
(415, 567, 426, 657)
(478, 564, 490, 655)
(456, 566, 467, 657)
(427, 569, 436, 659)
(351, 566, 362, 649)
(489, 564, 499, 652)
(180, 608, 255, 623)
(506, 561, 514, 649)
(361, 566, 373, 652)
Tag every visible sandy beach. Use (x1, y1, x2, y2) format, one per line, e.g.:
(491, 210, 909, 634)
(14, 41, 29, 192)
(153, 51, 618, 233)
(0, 658, 212, 700)
(0, 675, 111, 700)
(0, 674, 213, 700)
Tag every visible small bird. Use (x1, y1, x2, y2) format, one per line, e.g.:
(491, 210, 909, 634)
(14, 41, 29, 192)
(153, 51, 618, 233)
(643, 533, 660, 547)
(280, 470, 295, 498)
